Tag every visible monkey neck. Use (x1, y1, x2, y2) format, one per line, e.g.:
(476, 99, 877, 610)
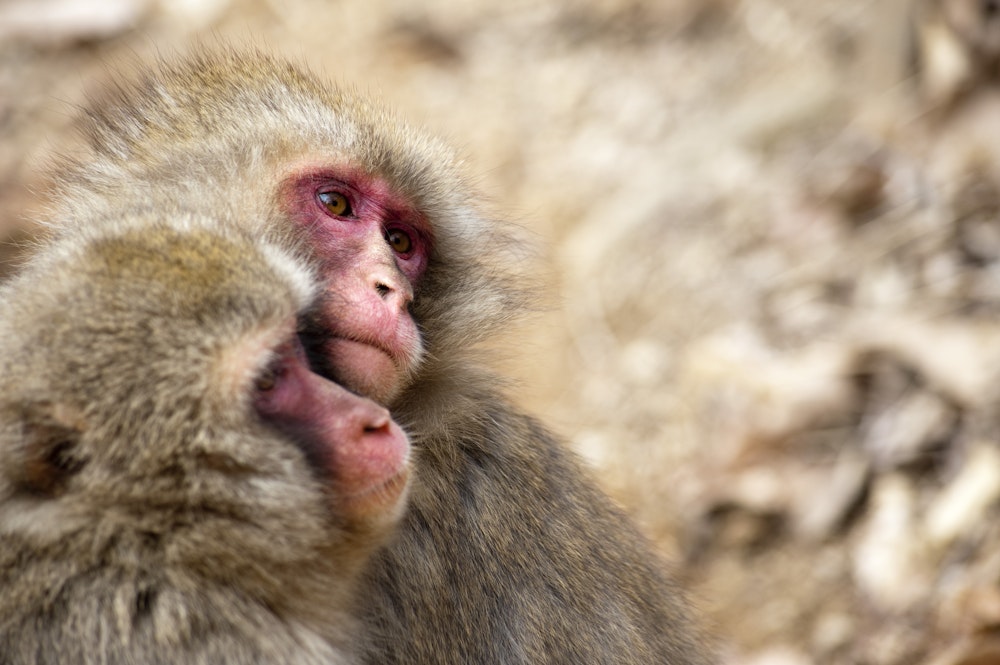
(394, 360, 519, 466)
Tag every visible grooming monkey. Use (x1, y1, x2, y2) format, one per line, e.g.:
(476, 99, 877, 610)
(37, 49, 712, 663)
(0, 213, 412, 664)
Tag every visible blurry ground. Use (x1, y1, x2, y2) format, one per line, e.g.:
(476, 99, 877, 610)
(6, 0, 1000, 663)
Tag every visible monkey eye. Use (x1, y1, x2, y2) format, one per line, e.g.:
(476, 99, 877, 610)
(317, 190, 353, 217)
(255, 369, 277, 392)
(254, 362, 285, 393)
(385, 227, 413, 254)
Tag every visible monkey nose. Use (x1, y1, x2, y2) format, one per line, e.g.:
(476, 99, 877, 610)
(372, 274, 412, 308)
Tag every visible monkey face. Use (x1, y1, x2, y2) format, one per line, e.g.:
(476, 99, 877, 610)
(0, 217, 411, 547)
(277, 164, 430, 405)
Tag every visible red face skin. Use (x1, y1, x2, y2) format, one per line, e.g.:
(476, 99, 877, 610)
(281, 164, 431, 405)
(255, 337, 411, 522)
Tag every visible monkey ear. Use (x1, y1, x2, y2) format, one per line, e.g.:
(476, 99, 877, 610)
(4, 402, 88, 498)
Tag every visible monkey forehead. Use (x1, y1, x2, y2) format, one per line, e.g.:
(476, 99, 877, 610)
(53, 212, 315, 311)
(0, 217, 314, 384)
(74, 47, 464, 212)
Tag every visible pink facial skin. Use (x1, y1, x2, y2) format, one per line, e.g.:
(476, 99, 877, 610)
(254, 336, 411, 521)
(280, 165, 432, 405)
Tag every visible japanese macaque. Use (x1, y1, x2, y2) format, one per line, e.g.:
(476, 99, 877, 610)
(0, 213, 411, 664)
(34, 48, 713, 663)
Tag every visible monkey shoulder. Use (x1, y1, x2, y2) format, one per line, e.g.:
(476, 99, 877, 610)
(0, 542, 346, 665)
(363, 399, 713, 664)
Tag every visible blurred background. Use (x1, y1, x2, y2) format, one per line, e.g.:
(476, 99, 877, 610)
(5, 0, 1000, 662)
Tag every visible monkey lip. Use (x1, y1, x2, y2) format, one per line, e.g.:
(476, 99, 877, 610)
(321, 336, 407, 402)
(331, 335, 401, 367)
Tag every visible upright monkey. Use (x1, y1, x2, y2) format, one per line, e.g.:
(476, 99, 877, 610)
(0, 213, 411, 664)
(38, 49, 713, 663)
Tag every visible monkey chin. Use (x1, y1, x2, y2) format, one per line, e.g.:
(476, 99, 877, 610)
(323, 337, 407, 405)
(335, 467, 412, 529)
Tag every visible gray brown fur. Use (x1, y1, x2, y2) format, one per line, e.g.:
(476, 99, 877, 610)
(0, 214, 383, 664)
(39, 48, 713, 663)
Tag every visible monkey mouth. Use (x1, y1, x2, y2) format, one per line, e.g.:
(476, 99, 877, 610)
(334, 335, 401, 367)
(336, 466, 411, 522)
(326, 335, 402, 377)
(298, 314, 398, 364)
(314, 336, 406, 404)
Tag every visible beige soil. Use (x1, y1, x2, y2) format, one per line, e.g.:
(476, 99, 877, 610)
(4, 1, 1000, 662)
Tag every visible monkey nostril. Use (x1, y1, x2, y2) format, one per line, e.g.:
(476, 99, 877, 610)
(374, 280, 414, 309)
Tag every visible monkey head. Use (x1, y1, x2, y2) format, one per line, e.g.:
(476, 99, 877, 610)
(0, 213, 412, 595)
(58, 50, 531, 409)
